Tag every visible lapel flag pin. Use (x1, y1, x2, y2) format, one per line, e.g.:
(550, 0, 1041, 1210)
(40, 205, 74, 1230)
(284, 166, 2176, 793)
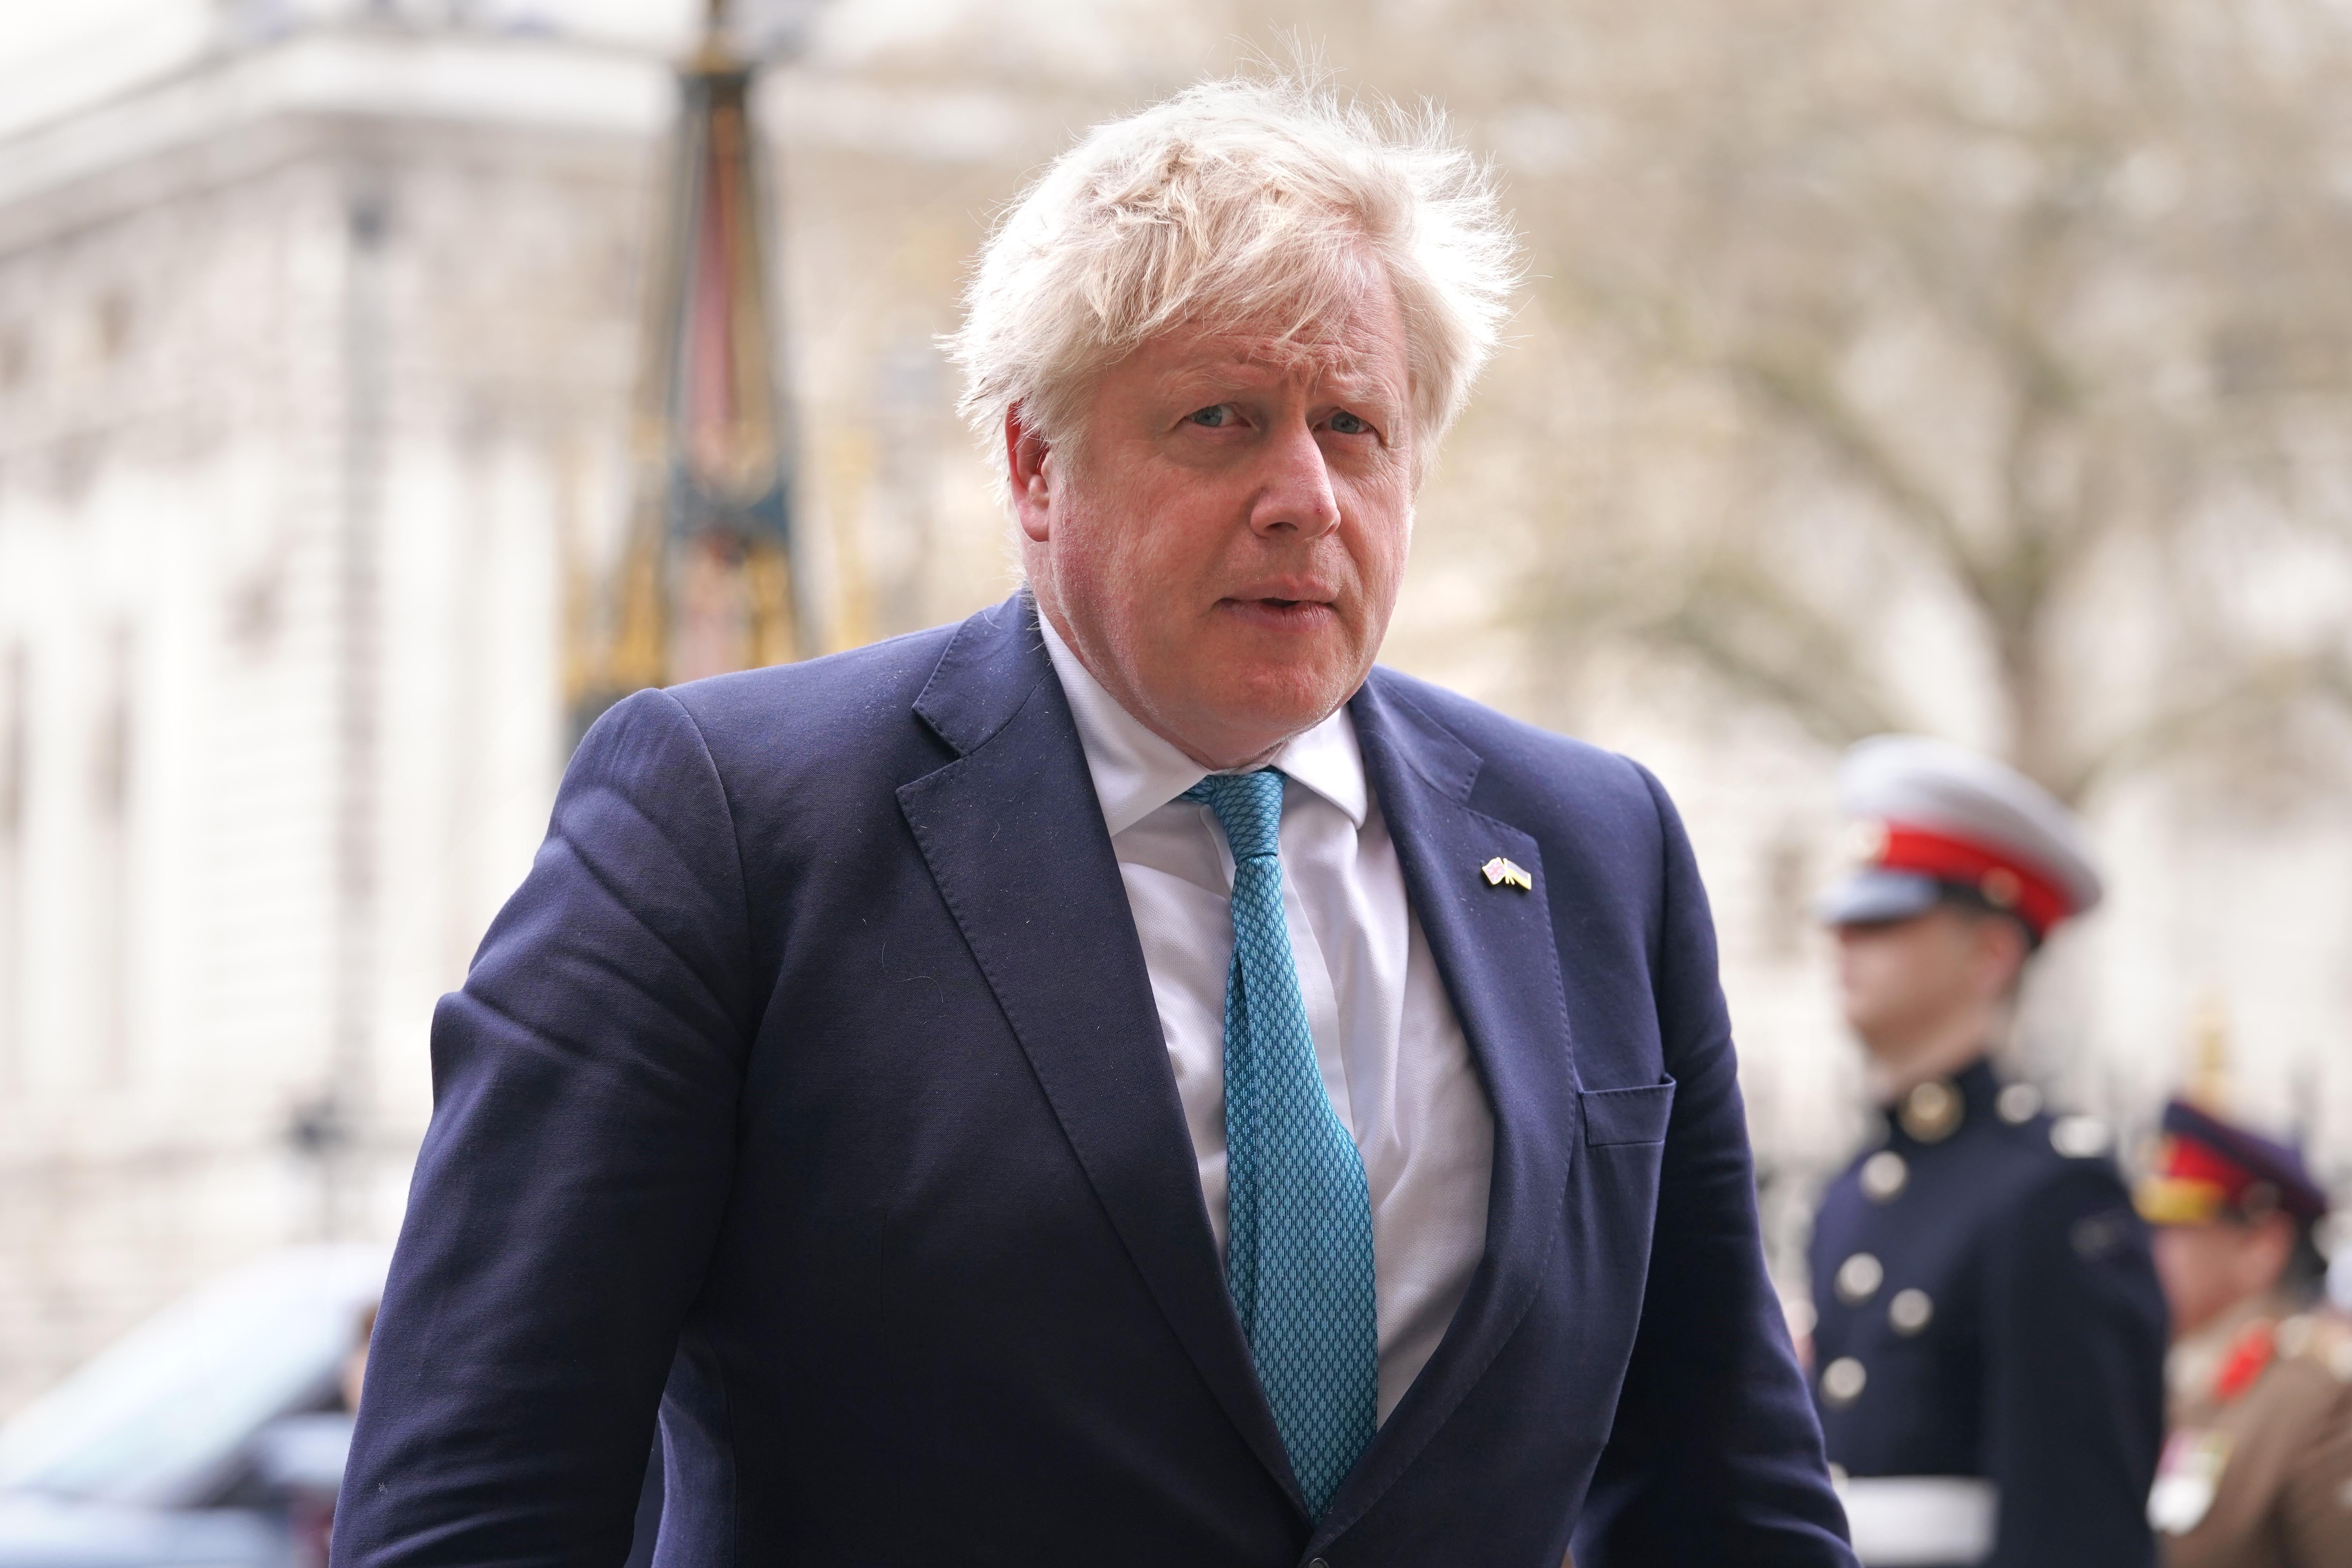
(1480, 857, 1533, 892)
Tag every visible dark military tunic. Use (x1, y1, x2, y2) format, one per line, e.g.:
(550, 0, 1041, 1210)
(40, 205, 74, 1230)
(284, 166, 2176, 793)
(1808, 1058, 2169, 1567)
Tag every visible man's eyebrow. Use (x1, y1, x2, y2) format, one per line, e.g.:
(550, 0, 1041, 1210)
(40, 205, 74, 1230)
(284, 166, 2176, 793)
(1316, 367, 1402, 401)
(1157, 360, 1402, 405)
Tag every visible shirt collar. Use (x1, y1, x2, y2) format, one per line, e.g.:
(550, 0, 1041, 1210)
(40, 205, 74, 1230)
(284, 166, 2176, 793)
(1037, 609, 1368, 837)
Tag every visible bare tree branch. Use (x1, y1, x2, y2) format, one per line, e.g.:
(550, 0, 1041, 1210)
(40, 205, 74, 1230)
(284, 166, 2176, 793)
(2062, 646, 2352, 803)
(1502, 0, 2352, 795)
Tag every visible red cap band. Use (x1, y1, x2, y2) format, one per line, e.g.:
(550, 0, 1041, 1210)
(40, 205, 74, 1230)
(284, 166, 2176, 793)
(1875, 822, 2074, 937)
(2158, 1135, 2264, 1205)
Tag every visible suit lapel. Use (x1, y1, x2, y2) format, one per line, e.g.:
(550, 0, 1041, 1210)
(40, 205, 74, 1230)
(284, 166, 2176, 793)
(1314, 671, 1584, 1543)
(895, 596, 1305, 1515)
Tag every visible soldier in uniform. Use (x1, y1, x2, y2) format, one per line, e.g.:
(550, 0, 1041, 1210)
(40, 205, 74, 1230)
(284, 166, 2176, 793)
(1808, 735, 2169, 1567)
(2138, 1098, 2352, 1565)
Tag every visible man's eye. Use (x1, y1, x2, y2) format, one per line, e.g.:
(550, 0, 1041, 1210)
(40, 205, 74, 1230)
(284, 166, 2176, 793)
(1188, 405, 1230, 428)
(1328, 410, 1370, 436)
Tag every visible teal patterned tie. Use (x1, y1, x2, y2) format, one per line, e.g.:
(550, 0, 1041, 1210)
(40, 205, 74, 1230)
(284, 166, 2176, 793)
(1181, 768, 1377, 1517)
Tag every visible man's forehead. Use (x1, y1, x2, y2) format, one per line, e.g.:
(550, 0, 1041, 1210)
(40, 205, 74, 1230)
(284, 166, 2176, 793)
(1148, 325, 1403, 392)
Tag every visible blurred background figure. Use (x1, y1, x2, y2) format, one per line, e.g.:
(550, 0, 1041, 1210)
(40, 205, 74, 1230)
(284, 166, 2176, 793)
(2140, 1093, 2352, 1565)
(1808, 735, 2166, 1566)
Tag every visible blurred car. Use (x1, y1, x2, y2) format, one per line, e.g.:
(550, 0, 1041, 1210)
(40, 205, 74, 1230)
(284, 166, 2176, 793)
(0, 1246, 388, 1568)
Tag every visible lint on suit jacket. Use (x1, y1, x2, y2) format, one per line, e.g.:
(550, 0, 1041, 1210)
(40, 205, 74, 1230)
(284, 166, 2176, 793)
(332, 592, 1854, 1568)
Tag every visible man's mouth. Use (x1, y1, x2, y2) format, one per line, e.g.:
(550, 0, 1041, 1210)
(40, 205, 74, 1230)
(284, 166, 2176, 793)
(1221, 595, 1338, 630)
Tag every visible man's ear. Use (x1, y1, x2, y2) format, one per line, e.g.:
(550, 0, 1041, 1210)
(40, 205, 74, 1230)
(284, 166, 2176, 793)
(2250, 1211, 2299, 1286)
(1005, 405, 1053, 543)
(1976, 912, 2029, 1000)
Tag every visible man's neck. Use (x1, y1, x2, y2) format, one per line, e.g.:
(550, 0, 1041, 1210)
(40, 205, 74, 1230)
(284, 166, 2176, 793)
(1862, 1011, 2004, 1102)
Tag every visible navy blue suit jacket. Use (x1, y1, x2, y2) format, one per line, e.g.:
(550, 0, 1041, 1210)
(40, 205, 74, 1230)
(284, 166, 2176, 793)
(335, 595, 1852, 1567)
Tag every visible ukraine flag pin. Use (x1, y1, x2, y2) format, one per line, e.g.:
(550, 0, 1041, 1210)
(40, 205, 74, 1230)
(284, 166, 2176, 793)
(1480, 857, 1532, 891)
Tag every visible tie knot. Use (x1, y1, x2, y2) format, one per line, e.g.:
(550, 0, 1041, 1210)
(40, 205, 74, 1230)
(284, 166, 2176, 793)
(1182, 768, 1286, 862)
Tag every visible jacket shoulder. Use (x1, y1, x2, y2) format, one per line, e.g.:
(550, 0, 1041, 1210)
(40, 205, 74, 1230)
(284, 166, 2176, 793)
(1950, 1112, 2131, 1218)
(2278, 1310, 2352, 1386)
(1996, 1110, 2132, 1196)
(2220, 1313, 2352, 1479)
(647, 621, 967, 790)
(662, 623, 960, 737)
(1975, 1136, 2150, 1290)
(1367, 666, 1660, 817)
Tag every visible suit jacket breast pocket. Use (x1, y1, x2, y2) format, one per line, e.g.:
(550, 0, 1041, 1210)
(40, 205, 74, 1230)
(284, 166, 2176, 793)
(1581, 1078, 1677, 1147)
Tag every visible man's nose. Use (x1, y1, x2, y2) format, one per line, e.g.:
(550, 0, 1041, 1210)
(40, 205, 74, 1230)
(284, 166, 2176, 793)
(1247, 420, 1341, 539)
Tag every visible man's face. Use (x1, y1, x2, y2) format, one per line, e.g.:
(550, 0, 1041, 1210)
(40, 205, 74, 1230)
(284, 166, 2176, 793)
(1833, 904, 2014, 1058)
(1011, 265, 1416, 769)
(2152, 1217, 2294, 1339)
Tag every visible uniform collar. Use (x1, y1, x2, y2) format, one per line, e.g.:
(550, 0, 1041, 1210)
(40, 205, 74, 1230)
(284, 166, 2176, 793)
(2167, 1290, 2291, 1407)
(1038, 608, 1369, 838)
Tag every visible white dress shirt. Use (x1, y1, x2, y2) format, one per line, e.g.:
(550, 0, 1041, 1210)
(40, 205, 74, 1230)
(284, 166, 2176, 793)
(1038, 616, 1495, 1423)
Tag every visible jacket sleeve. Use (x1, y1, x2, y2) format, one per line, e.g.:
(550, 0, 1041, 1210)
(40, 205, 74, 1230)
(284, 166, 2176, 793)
(1574, 766, 1857, 1565)
(332, 690, 759, 1568)
(1981, 1161, 2168, 1568)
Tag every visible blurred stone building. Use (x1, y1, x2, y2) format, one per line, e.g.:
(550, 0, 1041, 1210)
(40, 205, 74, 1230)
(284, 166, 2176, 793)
(0, 0, 1134, 1416)
(1, 0, 2346, 1416)
(0, 9, 655, 1414)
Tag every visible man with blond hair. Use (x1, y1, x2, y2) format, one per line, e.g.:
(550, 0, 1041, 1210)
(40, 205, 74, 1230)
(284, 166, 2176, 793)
(336, 78, 1853, 1566)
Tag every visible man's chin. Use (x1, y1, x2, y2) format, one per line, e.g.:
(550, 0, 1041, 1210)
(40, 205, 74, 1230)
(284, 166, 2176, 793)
(1198, 617, 1363, 685)
(1197, 668, 1358, 747)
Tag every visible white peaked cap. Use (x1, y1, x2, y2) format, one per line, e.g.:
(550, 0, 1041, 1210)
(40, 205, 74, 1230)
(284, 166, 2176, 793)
(1831, 734, 2103, 931)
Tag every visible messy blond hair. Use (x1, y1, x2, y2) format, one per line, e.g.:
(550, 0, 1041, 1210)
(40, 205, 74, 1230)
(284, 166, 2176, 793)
(946, 74, 1519, 488)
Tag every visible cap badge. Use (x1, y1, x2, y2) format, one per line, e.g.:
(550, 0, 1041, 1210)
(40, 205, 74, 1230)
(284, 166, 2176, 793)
(1979, 866, 2022, 909)
(1900, 1079, 1964, 1143)
(1841, 817, 1891, 867)
(1480, 857, 1533, 892)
